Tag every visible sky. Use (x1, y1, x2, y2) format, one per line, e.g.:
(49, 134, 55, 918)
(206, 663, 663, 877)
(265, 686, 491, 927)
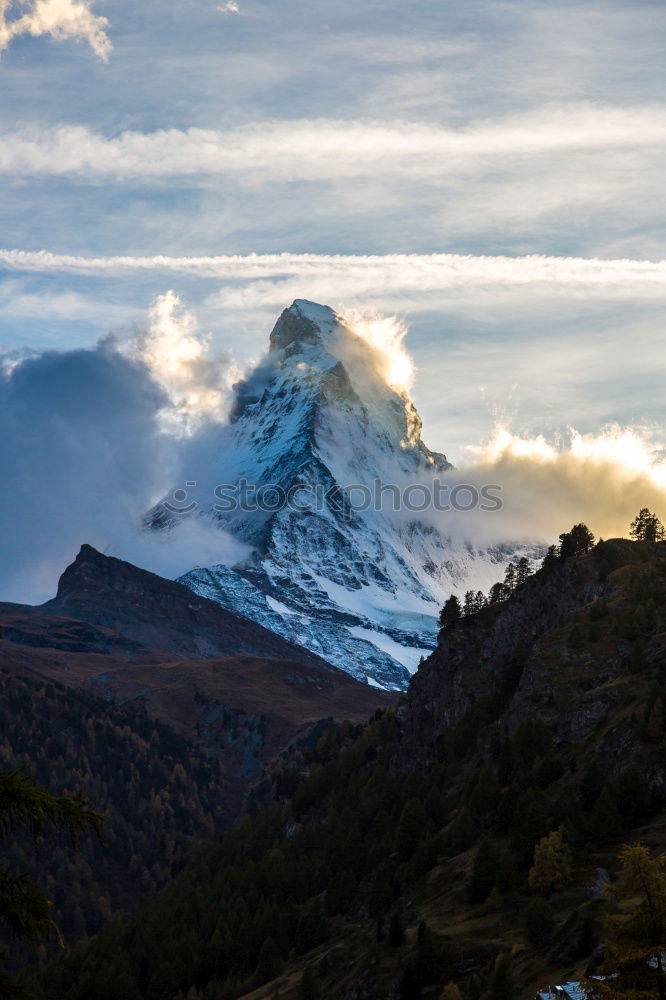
(1, 0, 665, 600)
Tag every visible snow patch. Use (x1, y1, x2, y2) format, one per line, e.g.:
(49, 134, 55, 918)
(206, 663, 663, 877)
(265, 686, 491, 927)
(347, 626, 432, 674)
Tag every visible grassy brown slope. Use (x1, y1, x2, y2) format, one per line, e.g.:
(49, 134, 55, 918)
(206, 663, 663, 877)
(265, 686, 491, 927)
(0, 615, 394, 767)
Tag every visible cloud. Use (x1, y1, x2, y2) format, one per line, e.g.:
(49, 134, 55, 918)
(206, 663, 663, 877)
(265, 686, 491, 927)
(119, 290, 241, 435)
(0, 106, 664, 178)
(2, 249, 666, 309)
(217, 1, 239, 13)
(454, 424, 666, 547)
(0, 249, 666, 290)
(339, 308, 414, 392)
(2, 287, 666, 605)
(0, 294, 248, 603)
(0, 0, 111, 60)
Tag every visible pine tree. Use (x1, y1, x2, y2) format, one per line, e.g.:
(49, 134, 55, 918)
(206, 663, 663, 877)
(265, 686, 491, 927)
(256, 936, 283, 982)
(468, 836, 497, 903)
(474, 590, 487, 611)
(0, 769, 104, 997)
(584, 845, 666, 1000)
(463, 591, 477, 617)
(503, 563, 517, 592)
(395, 797, 428, 859)
(630, 508, 666, 543)
(490, 953, 514, 1000)
(528, 828, 574, 893)
(541, 544, 559, 573)
(516, 556, 532, 586)
(298, 965, 319, 1000)
(448, 806, 477, 854)
(560, 523, 595, 559)
(487, 582, 507, 604)
(439, 595, 462, 630)
(0, 770, 103, 942)
(523, 897, 555, 949)
(589, 785, 622, 839)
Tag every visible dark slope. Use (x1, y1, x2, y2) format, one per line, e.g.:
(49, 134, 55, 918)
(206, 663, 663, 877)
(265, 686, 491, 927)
(0, 548, 394, 981)
(0, 669, 230, 965)
(400, 537, 666, 771)
(0, 547, 394, 773)
(36, 538, 666, 1000)
(39, 543, 333, 665)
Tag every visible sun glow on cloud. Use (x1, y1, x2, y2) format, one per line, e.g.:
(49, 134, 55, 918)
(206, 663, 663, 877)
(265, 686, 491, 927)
(344, 309, 415, 393)
(463, 424, 666, 541)
(471, 425, 666, 490)
(0, 0, 111, 60)
(121, 291, 241, 436)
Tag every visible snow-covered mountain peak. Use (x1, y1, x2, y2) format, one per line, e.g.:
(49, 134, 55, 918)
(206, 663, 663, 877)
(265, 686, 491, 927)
(269, 299, 341, 359)
(162, 301, 536, 690)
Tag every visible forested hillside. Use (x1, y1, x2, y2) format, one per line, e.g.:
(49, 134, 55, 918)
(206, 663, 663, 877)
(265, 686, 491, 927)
(36, 534, 666, 999)
(0, 670, 230, 965)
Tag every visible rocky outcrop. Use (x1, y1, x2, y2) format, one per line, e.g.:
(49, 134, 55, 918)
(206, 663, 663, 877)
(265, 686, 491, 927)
(42, 543, 333, 665)
(398, 539, 664, 772)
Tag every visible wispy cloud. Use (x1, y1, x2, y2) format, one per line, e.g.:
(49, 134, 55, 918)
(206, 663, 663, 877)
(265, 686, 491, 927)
(0, 106, 664, 178)
(217, 1, 239, 13)
(2, 249, 666, 307)
(0, 0, 111, 60)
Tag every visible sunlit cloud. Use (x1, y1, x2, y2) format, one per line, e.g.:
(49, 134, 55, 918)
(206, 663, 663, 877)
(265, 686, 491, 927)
(460, 424, 666, 543)
(0, 0, 111, 60)
(341, 308, 414, 392)
(120, 290, 241, 436)
(217, 1, 239, 13)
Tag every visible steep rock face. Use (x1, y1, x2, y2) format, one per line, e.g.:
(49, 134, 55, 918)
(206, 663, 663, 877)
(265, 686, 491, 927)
(42, 543, 333, 666)
(398, 539, 666, 778)
(166, 300, 532, 690)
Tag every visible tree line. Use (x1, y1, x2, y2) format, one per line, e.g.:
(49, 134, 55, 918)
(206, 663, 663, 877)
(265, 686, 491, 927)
(439, 508, 664, 631)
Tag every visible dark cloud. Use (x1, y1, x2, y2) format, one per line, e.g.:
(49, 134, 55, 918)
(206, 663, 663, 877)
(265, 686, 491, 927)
(0, 340, 245, 602)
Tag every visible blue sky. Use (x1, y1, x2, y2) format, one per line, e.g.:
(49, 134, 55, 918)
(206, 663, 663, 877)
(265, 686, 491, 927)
(1, 0, 666, 600)
(1, 0, 665, 452)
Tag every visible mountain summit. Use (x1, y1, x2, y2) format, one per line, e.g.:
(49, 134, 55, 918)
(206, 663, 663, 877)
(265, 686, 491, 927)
(156, 300, 524, 689)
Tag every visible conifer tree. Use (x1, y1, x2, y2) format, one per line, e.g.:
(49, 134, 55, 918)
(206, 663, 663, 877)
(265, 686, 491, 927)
(528, 828, 574, 893)
(298, 965, 319, 1000)
(522, 897, 555, 949)
(490, 953, 514, 1000)
(541, 544, 559, 573)
(589, 785, 623, 839)
(560, 523, 595, 559)
(468, 836, 497, 903)
(0, 769, 103, 997)
(503, 563, 517, 592)
(256, 936, 283, 982)
(630, 508, 666, 543)
(585, 845, 666, 1000)
(487, 582, 507, 604)
(516, 556, 532, 585)
(438, 595, 462, 630)
(388, 909, 405, 948)
(463, 591, 477, 617)
(395, 797, 428, 859)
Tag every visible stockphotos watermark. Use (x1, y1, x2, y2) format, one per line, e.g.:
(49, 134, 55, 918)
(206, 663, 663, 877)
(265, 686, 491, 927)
(162, 479, 503, 519)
